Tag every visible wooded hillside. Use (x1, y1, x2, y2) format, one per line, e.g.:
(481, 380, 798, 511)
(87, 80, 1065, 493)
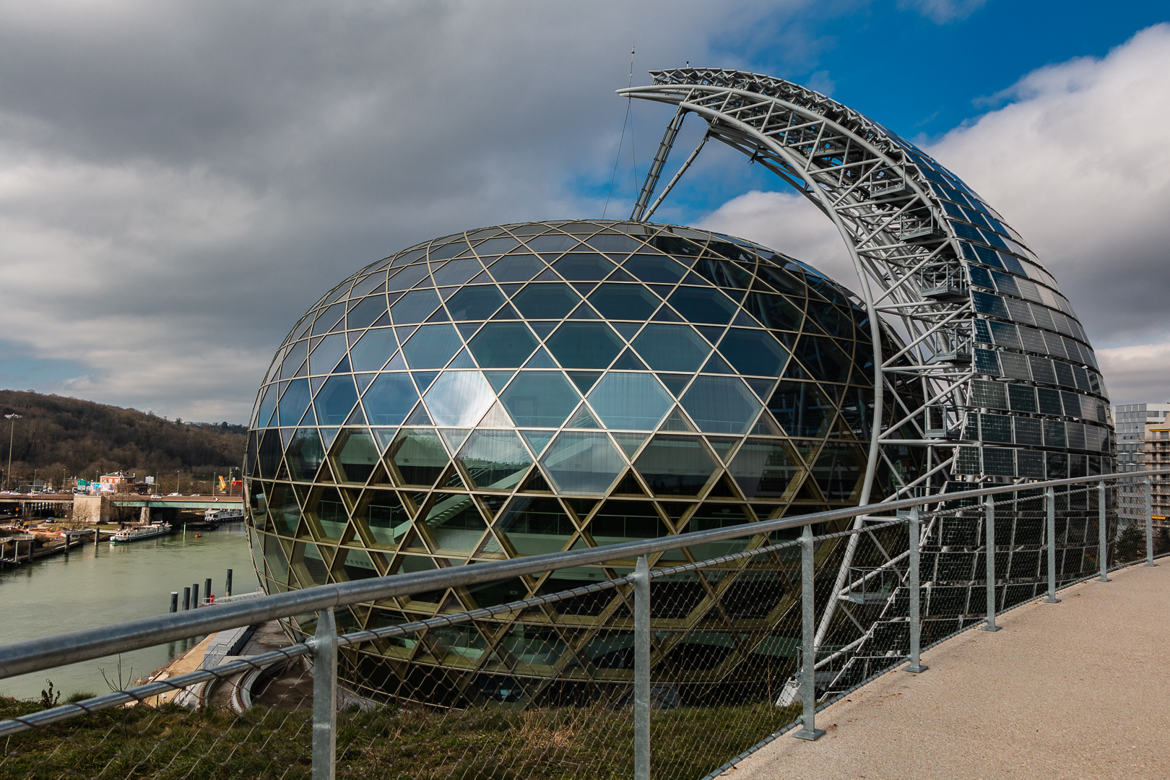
(0, 389, 247, 487)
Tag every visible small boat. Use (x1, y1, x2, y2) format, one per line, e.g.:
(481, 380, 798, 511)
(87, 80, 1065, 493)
(110, 522, 173, 544)
(203, 507, 244, 525)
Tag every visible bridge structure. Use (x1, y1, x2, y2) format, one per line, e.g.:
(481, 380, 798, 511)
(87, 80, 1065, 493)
(0, 493, 242, 523)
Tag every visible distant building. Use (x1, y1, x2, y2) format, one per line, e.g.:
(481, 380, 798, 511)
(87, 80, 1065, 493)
(1145, 420, 1170, 525)
(97, 472, 134, 494)
(1113, 403, 1170, 524)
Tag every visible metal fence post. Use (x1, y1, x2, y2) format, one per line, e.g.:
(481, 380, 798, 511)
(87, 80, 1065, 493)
(904, 506, 927, 673)
(1044, 488, 1060, 602)
(1097, 482, 1110, 582)
(982, 495, 1000, 632)
(793, 524, 824, 740)
(311, 607, 337, 780)
(1145, 477, 1157, 567)
(633, 555, 650, 780)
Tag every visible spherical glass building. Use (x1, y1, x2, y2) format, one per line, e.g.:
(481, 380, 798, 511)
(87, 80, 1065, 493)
(244, 219, 917, 704)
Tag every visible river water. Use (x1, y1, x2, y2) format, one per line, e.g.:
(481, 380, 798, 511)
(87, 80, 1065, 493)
(0, 525, 259, 701)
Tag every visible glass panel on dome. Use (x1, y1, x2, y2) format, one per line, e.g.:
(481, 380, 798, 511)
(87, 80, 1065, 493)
(468, 322, 539, 367)
(428, 240, 469, 262)
(347, 295, 389, 331)
(389, 428, 449, 486)
(632, 324, 710, 372)
(564, 403, 601, 429)
(348, 328, 398, 372)
(499, 371, 579, 427)
(511, 283, 580, 319)
(422, 371, 496, 427)
(812, 443, 864, 502)
(309, 333, 348, 375)
(312, 302, 346, 335)
(681, 375, 760, 434)
(540, 431, 624, 494)
(457, 430, 532, 491)
(728, 438, 800, 499)
(526, 234, 579, 253)
(445, 285, 506, 320)
(431, 258, 480, 287)
(255, 383, 277, 428)
(495, 496, 575, 555)
(309, 487, 348, 541)
(419, 493, 487, 551)
(333, 429, 379, 483)
(743, 291, 805, 332)
(286, 429, 325, 481)
(278, 379, 312, 426)
(390, 288, 441, 324)
(289, 542, 330, 588)
(586, 233, 644, 254)
(589, 500, 670, 544)
(402, 323, 463, 369)
(622, 253, 686, 284)
(385, 262, 428, 292)
(473, 236, 520, 256)
(633, 435, 717, 496)
(554, 253, 615, 281)
(487, 252, 545, 282)
(769, 381, 832, 437)
(362, 491, 410, 548)
(338, 548, 379, 581)
(718, 329, 789, 377)
(280, 339, 309, 378)
(587, 372, 672, 430)
(263, 482, 298, 535)
(545, 321, 623, 369)
(792, 335, 854, 381)
(667, 286, 738, 324)
(586, 283, 659, 320)
(314, 375, 359, 426)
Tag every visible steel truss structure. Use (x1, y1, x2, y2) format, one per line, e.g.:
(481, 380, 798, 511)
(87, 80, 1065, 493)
(621, 68, 1115, 691)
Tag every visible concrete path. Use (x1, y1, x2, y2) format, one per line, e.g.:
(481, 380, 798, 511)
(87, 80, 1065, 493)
(723, 562, 1170, 779)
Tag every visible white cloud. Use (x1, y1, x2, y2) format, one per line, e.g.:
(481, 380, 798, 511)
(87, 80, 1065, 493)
(928, 23, 1170, 402)
(897, 0, 986, 24)
(701, 24, 1170, 406)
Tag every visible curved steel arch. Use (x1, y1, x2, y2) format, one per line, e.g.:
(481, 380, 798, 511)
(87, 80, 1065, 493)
(620, 68, 1115, 684)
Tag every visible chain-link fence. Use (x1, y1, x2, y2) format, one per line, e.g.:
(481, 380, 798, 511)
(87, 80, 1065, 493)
(1, 472, 1166, 779)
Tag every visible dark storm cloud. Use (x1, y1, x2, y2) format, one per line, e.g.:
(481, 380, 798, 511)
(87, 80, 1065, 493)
(0, 0, 806, 420)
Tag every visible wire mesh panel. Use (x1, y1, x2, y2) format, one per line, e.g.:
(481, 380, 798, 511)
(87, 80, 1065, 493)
(0, 639, 317, 778)
(1, 474, 1167, 779)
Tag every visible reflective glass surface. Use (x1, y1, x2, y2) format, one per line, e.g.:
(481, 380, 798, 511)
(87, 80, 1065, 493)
(246, 219, 893, 705)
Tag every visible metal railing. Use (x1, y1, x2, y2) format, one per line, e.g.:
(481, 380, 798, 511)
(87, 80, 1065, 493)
(0, 470, 1165, 779)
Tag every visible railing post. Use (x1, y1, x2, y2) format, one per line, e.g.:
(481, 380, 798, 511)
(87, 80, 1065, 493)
(311, 607, 337, 780)
(793, 524, 824, 740)
(982, 495, 1000, 632)
(1097, 482, 1110, 582)
(904, 506, 927, 673)
(633, 555, 650, 780)
(1144, 477, 1157, 567)
(1044, 487, 1060, 601)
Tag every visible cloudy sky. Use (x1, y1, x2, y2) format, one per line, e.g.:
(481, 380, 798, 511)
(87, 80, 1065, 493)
(1, 0, 1167, 422)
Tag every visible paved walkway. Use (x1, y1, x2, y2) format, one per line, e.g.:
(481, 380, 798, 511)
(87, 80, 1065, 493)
(723, 562, 1170, 779)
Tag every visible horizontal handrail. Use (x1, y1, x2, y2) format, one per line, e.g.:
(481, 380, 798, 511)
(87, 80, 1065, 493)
(0, 469, 1164, 679)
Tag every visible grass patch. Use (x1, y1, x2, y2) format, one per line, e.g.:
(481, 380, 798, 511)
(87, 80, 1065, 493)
(0, 696, 799, 779)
